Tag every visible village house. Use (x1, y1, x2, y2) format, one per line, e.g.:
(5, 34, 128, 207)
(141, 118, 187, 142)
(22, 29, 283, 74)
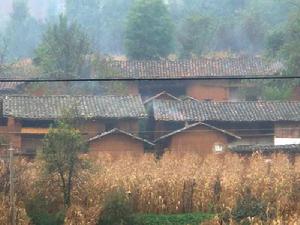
(150, 99, 300, 154)
(0, 95, 147, 154)
(155, 122, 240, 155)
(100, 56, 283, 101)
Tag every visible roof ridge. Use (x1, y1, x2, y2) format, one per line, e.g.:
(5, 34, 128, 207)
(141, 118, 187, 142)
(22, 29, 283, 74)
(153, 99, 300, 104)
(88, 128, 154, 146)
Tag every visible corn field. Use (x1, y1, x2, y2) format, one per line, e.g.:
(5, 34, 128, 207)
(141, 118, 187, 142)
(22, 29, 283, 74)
(1, 152, 300, 225)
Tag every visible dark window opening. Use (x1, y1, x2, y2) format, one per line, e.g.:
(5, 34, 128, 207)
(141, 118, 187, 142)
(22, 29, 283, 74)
(0, 118, 8, 126)
(22, 120, 54, 128)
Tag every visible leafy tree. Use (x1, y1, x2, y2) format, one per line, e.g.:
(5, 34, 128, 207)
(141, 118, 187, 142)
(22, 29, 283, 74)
(282, 10, 300, 76)
(0, 34, 8, 64)
(240, 12, 265, 53)
(125, 0, 174, 60)
(34, 15, 90, 78)
(5, 0, 42, 61)
(41, 121, 87, 207)
(266, 28, 285, 57)
(178, 14, 215, 58)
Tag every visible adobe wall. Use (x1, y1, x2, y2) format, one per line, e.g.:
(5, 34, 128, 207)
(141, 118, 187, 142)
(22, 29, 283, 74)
(274, 122, 300, 145)
(186, 81, 230, 101)
(117, 120, 139, 135)
(291, 86, 300, 100)
(168, 126, 229, 155)
(78, 120, 105, 139)
(127, 81, 139, 95)
(89, 133, 144, 156)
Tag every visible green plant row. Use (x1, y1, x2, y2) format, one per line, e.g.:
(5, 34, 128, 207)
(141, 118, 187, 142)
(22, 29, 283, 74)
(133, 212, 214, 225)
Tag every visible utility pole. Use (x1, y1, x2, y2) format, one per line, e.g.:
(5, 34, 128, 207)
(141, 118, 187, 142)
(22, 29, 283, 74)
(9, 145, 16, 225)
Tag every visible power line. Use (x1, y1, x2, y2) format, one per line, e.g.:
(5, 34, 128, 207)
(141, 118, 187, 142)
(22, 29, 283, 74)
(0, 75, 300, 82)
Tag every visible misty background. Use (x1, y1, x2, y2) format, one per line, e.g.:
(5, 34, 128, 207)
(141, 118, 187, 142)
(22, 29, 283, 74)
(0, 0, 293, 62)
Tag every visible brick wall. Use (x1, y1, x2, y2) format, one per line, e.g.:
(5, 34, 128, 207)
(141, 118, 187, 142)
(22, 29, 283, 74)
(186, 81, 230, 101)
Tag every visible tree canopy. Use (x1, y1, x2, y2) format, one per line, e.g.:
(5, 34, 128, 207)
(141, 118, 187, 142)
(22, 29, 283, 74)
(41, 120, 87, 207)
(125, 0, 174, 60)
(34, 15, 90, 78)
(4, 0, 42, 62)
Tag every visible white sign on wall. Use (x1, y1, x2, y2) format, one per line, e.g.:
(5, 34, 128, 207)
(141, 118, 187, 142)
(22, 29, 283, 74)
(274, 138, 300, 145)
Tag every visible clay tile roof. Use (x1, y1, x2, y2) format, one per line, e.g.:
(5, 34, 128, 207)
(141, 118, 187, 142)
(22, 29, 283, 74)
(3, 95, 147, 119)
(88, 128, 154, 146)
(100, 56, 283, 79)
(153, 100, 300, 122)
(229, 144, 300, 153)
(0, 82, 24, 92)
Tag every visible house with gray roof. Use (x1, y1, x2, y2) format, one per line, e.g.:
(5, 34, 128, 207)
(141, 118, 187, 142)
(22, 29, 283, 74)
(147, 99, 300, 154)
(96, 56, 283, 101)
(0, 95, 148, 154)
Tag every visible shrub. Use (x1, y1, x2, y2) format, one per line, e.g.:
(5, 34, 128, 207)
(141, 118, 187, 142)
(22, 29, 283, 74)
(134, 212, 213, 225)
(231, 187, 268, 225)
(97, 187, 135, 225)
(25, 195, 65, 225)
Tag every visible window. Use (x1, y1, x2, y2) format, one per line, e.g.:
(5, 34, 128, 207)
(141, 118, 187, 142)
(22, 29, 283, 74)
(212, 143, 224, 153)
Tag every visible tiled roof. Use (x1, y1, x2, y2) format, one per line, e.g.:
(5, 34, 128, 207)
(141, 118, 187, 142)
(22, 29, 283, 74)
(0, 82, 24, 92)
(154, 122, 241, 142)
(89, 128, 154, 146)
(3, 95, 147, 119)
(229, 144, 300, 153)
(100, 56, 283, 79)
(153, 100, 300, 122)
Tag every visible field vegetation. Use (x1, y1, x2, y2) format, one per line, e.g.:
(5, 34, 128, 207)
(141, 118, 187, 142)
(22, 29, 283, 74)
(0, 152, 300, 224)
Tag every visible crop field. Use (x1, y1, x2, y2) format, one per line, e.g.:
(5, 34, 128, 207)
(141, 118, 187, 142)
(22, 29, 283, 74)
(1, 152, 300, 225)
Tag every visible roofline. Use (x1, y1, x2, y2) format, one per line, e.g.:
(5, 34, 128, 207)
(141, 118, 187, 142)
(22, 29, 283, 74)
(229, 144, 300, 153)
(143, 91, 181, 104)
(154, 122, 241, 143)
(3, 115, 148, 120)
(88, 128, 155, 146)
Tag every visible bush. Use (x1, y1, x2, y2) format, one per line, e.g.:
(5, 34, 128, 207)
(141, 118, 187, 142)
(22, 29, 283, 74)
(134, 213, 213, 225)
(97, 188, 135, 225)
(25, 195, 65, 225)
(231, 187, 268, 225)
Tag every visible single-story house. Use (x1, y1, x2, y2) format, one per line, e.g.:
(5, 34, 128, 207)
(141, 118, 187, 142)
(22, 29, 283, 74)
(150, 99, 300, 153)
(1, 95, 148, 154)
(155, 122, 240, 155)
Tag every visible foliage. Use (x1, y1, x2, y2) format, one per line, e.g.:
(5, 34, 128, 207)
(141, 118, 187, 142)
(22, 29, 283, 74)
(281, 10, 300, 76)
(266, 28, 285, 57)
(178, 14, 215, 58)
(34, 15, 90, 78)
(240, 79, 295, 101)
(134, 212, 213, 225)
(125, 0, 174, 60)
(26, 195, 65, 225)
(4, 0, 42, 62)
(97, 187, 135, 225)
(41, 121, 87, 207)
(231, 187, 269, 224)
